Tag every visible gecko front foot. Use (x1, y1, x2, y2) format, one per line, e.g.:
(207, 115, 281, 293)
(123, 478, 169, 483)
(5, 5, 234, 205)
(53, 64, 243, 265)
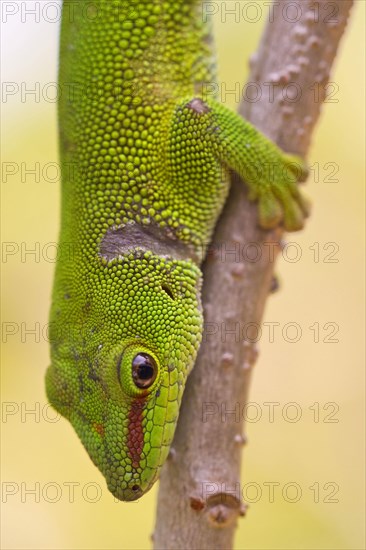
(256, 154, 311, 232)
(204, 100, 311, 233)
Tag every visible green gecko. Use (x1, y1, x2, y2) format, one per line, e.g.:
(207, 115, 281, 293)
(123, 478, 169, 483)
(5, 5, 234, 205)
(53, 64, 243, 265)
(46, 0, 309, 501)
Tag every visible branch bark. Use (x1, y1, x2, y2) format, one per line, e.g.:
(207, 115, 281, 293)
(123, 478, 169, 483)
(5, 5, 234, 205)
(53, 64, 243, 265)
(153, 1, 353, 548)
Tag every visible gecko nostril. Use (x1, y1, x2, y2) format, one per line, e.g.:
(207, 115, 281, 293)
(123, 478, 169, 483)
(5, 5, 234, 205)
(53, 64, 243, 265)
(132, 484, 140, 492)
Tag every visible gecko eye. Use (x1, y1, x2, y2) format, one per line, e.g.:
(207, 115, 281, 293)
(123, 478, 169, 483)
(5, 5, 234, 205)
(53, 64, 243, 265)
(132, 353, 158, 389)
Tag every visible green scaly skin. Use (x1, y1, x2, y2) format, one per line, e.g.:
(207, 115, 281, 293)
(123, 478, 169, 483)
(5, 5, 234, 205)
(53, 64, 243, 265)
(46, 0, 309, 501)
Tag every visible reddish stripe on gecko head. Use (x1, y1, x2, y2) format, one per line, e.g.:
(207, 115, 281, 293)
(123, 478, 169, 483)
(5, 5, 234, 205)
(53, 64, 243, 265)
(93, 422, 105, 437)
(127, 398, 146, 468)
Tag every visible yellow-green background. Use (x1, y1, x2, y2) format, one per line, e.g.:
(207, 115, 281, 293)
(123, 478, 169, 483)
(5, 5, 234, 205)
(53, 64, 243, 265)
(1, 2, 365, 549)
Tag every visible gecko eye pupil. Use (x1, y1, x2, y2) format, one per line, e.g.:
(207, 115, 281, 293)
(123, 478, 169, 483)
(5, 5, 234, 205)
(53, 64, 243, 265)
(132, 353, 157, 389)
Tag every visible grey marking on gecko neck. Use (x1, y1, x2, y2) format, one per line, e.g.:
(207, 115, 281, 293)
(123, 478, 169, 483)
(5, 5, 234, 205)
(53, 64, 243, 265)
(99, 222, 199, 263)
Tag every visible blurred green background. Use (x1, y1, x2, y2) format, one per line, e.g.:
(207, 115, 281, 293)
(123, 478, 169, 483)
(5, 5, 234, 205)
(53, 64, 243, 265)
(1, 2, 365, 549)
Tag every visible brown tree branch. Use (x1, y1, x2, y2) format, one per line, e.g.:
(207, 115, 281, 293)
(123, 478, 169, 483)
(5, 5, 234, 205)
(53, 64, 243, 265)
(153, 1, 353, 548)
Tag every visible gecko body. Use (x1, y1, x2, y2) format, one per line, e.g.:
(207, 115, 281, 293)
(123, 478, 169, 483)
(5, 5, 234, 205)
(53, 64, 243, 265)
(46, 0, 308, 501)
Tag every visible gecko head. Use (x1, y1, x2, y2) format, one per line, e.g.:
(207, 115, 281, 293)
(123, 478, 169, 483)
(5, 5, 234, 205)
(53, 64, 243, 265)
(46, 250, 203, 501)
